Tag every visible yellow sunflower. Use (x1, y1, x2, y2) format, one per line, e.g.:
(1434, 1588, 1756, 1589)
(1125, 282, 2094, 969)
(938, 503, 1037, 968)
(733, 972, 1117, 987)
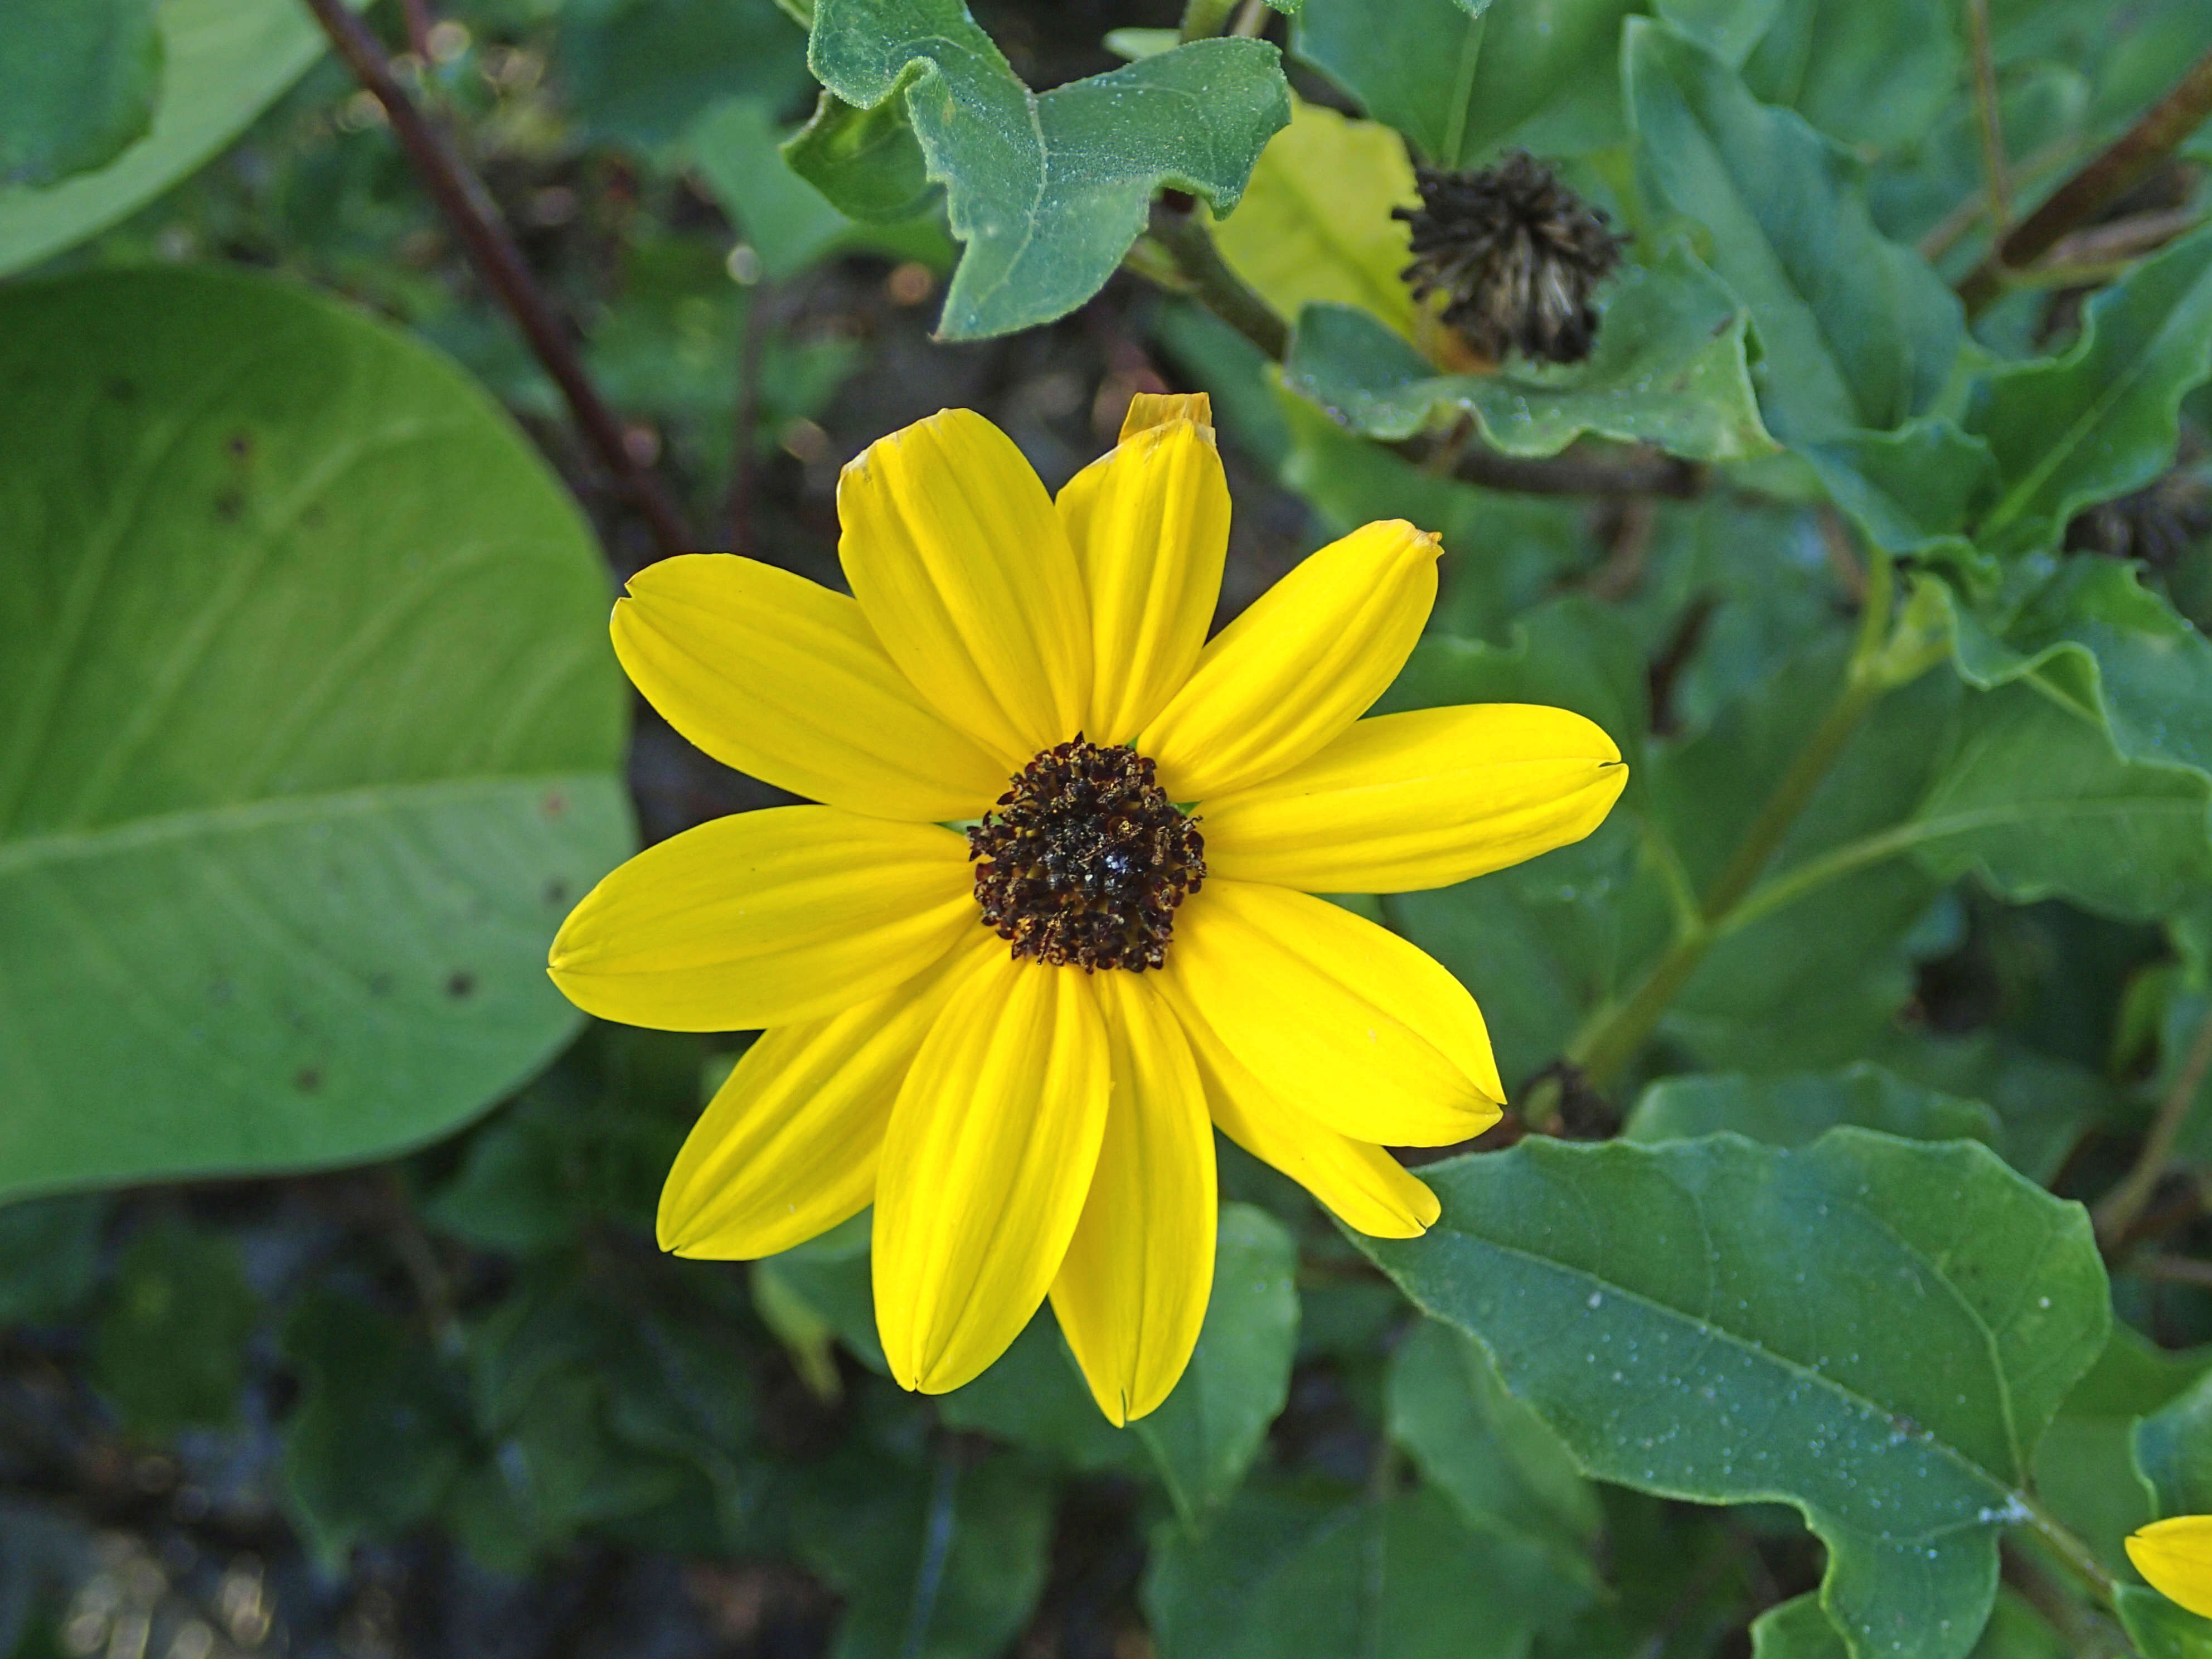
(2131, 1517, 2212, 1618)
(547, 394, 1626, 1423)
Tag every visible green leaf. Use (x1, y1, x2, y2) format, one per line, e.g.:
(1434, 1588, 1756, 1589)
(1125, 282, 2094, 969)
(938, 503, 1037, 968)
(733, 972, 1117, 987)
(1296, 0, 1637, 164)
(1656, 0, 1785, 66)
(1751, 1594, 1849, 1659)
(1385, 1320, 1600, 1578)
(1144, 1477, 1589, 1659)
(937, 1312, 1144, 1473)
(1966, 226, 2212, 557)
(0, 1196, 106, 1326)
(795, 1449, 1054, 1659)
(0, 0, 161, 190)
(1624, 18, 1961, 444)
(0, 0, 324, 278)
(1356, 1131, 2111, 1659)
(1870, 1031, 2115, 1186)
(1741, 0, 1962, 156)
(280, 1289, 468, 1565)
(1282, 245, 1775, 462)
(92, 1220, 258, 1437)
(2138, 1360, 2212, 1517)
(806, 0, 1288, 338)
(2121, 1585, 2212, 1659)
(782, 91, 939, 224)
(0, 268, 630, 1201)
(1211, 98, 1420, 341)
(557, 0, 809, 151)
(1136, 1203, 1301, 1526)
(1623, 1063, 2002, 1148)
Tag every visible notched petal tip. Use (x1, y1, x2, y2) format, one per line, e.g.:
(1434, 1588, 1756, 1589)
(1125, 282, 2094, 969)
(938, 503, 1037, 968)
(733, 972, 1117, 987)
(1120, 391, 1215, 444)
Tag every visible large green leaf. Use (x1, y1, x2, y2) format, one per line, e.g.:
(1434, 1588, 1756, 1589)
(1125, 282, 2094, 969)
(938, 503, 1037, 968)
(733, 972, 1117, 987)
(0, 0, 324, 278)
(1624, 18, 1961, 445)
(806, 0, 1288, 338)
(1622, 1063, 2001, 1148)
(1281, 246, 1775, 461)
(1144, 1478, 1588, 1659)
(1296, 0, 1637, 164)
(1965, 226, 2212, 558)
(1356, 1131, 2110, 1659)
(0, 268, 630, 1201)
(0, 0, 161, 191)
(2121, 1585, 2212, 1659)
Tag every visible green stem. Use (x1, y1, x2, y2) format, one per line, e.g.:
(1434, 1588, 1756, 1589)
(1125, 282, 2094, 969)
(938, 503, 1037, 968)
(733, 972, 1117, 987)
(2016, 1490, 2119, 1607)
(1178, 0, 1237, 39)
(2094, 997, 2212, 1248)
(1568, 556, 1956, 1090)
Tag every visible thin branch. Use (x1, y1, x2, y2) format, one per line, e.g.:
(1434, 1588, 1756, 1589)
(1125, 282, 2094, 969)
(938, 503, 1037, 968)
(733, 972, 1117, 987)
(2095, 1000, 2212, 1249)
(1959, 40, 2212, 315)
(1966, 0, 2011, 236)
(2040, 206, 2206, 269)
(1230, 0, 1273, 36)
(2140, 1252, 2212, 1289)
(299, 0, 695, 561)
(1917, 134, 2080, 263)
(1144, 199, 1291, 358)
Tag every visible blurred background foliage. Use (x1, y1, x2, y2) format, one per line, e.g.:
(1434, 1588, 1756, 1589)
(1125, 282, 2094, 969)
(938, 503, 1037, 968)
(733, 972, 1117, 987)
(10, 0, 2212, 1655)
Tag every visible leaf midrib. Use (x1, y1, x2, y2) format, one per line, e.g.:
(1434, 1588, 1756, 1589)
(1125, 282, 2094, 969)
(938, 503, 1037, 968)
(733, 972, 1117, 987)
(0, 772, 598, 879)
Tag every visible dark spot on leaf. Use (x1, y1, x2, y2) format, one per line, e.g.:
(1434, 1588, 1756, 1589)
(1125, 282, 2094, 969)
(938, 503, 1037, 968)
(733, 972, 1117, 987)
(366, 972, 394, 997)
(446, 971, 477, 1000)
(302, 504, 325, 528)
(105, 377, 135, 402)
(544, 878, 569, 906)
(224, 430, 253, 462)
(1711, 315, 1735, 338)
(542, 790, 567, 818)
(294, 1067, 322, 1093)
(214, 490, 244, 523)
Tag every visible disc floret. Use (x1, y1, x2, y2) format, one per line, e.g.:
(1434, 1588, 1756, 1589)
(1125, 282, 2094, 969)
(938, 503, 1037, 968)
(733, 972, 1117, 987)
(968, 738, 1205, 972)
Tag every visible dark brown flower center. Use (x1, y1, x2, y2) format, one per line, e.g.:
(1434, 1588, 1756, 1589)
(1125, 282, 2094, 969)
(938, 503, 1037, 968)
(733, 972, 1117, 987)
(968, 738, 1205, 972)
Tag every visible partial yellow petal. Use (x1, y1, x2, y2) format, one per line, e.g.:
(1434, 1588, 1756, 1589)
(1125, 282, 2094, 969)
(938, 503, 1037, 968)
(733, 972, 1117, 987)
(838, 410, 1091, 763)
(657, 935, 987, 1259)
(549, 806, 975, 1031)
(1139, 520, 1439, 799)
(1120, 392, 1215, 441)
(1058, 420, 1230, 743)
(2131, 1517, 2212, 1618)
(1050, 972, 1217, 1425)
(1202, 705, 1628, 892)
(873, 953, 1110, 1394)
(1177, 995, 1438, 1238)
(1161, 880, 1502, 1147)
(613, 555, 1007, 822)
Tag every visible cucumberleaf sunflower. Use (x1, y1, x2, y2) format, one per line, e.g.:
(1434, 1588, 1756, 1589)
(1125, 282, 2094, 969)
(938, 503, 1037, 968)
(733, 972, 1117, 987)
(549, 395, 1626, 1423)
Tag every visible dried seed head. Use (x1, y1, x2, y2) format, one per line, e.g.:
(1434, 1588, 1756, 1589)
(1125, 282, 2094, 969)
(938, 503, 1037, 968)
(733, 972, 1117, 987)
(1394, 152, 1625, 366)
(968, 738, 1205, 972)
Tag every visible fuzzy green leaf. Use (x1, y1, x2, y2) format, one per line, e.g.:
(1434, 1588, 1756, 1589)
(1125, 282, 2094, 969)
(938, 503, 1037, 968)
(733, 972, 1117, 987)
(0, 268, 630, 1202)
(806, 0, 1288, 338)
(1356, 1131, 2110, 1659)
(1623, 1063, 2001, 1148)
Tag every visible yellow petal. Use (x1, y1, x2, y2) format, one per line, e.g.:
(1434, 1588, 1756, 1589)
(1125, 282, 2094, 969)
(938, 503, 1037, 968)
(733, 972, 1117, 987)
(838, 410, 1092, 763)
(1202, 705, 1629, 892)
(657, 937, 986, 1259)
(549, 806, 976, 1031)
(2131, 1517, 2212, 1619)
(1050, 972, 1217, 1425)
(1161, 880, 1503, 1146)
(873, 952, 1110, 1394)
(1180, 1002, 1439, 1237)
(1120, 392, 1215, 440)
(1058, 419, 1230, 743)
(1139, 519, 1439, 799)
(613, 554, 1008, 822)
